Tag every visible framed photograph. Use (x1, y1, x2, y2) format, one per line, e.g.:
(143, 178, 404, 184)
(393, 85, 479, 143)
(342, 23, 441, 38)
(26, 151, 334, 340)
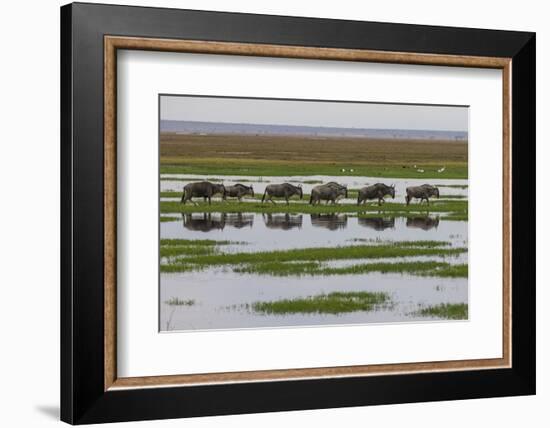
(61, 2, 535, 424)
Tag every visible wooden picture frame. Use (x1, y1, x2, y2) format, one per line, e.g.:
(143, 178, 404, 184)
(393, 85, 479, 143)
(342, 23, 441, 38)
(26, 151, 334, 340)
(61, 2, 535, 424)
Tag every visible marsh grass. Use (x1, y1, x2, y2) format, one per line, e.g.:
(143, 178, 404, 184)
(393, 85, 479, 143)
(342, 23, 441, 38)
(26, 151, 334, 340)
(161, 243, 467, 272)
(250, 291, 391, 315)
(440, 213, 468, 221)
(160, 239, 242, 259)
(160, 216, 180, 222)
(422, 263, 468, 278)
(164, 297, 195, 306)
(414, 303, 468, 320)
(233, 260, 456, 277)
(161, 238, 234, 246)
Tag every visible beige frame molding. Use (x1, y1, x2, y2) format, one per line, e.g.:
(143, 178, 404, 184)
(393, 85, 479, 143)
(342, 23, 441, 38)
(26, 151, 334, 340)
(104, 35, 512, 391)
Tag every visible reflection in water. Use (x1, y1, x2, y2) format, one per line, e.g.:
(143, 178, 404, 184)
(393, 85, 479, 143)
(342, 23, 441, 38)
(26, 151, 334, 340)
(310, 213, 348, 230)
(182, 213, 254, 232)
(358, 216, 396, 231)
(224, 213, 254, 229)
(263, 213, 303, 230)
(406, 216, 440, 230)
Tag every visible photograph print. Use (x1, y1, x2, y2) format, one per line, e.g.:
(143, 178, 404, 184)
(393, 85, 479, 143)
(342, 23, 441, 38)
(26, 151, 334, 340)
(159, 95, 468, 332)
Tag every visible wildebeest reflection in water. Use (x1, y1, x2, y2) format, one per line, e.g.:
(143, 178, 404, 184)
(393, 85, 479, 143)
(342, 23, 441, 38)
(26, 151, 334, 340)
(310, 213, 348, 230)
(263, 213, 303, 230)
(406, 216, 440, 230)
(358, 216, 395, 231)
(181, 213, 253, 232)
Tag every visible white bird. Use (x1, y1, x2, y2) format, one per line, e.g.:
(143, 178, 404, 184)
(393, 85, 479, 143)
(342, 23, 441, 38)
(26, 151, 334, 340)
(417, 169, 425, 173)
(437, 167, 446, 173)
(341, 168, 346, 172)
(350, 168, 354, 172)
(413, 164, 417, 168)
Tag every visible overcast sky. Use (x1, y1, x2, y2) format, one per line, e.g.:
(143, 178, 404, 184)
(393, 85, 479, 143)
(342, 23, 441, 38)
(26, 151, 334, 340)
(160, 95, 468, 132)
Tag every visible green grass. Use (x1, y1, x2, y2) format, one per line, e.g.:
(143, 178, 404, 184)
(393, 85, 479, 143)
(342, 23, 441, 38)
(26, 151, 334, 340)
(160, 239, 242, 258)
(250, 291, 391, 315)
(414, 303, 468, 320)
(160, 216, 180, 222)
(161, 176, 224, 182)
(160, 199, 468, 215)
(161, 238, 234, 246)
(164, 297, 195, 306)
(160, 162, 467, 179)
(161, 246, 218, 258)
(440, 213, 468, 221)
(233, 260, 467, 277)
(160, 243, 467, 272)
(420, 263, 468, 278)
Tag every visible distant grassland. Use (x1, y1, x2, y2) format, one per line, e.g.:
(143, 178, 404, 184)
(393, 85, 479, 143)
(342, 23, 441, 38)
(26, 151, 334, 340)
(160, 133, 468, 179)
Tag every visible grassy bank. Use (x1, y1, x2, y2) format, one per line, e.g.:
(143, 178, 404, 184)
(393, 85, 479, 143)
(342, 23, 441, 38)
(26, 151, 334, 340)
(161, 161, 467, 179)
(160, 199, 468, 215)
(250, 291, 391, 315)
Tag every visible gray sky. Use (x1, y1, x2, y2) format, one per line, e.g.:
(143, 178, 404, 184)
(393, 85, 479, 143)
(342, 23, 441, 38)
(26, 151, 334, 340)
(160, 95, 468, 132)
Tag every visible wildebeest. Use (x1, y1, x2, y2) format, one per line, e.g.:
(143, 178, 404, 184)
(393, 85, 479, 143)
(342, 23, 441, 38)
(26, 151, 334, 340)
(310, 213, 348, 230)
(223, 184, 254, 202)
(406, 216, 440, 230)
(261, 183, 303, 205)
(181, 181, 225, 205)
(405, 184, 439, 205)
(263, 213, 303, 230)
(309, 182, 348, 205)
(358, 216, 395, 231)
(357, 183, 395, 206)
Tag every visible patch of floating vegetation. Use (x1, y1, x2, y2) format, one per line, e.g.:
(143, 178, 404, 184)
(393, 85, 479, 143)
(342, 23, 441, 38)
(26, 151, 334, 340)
(347, 239, 450, 247)
(164, 297, 195, 306)
(160, 242, 467, 273)
(160, 239, 244, 259)
(160, 216, 180, 222)
(413, 303, 468, 320)
(249, 291, 391, 315)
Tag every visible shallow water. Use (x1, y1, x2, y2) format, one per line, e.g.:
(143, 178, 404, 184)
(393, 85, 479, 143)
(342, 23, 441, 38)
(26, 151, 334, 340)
(161, 272, 467, 331)
(161, 213, 467, 252)
(160, 174, 468, 332)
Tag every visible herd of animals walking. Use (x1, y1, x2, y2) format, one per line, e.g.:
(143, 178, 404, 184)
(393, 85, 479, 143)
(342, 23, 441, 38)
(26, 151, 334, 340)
(180, 180, 440, 206)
